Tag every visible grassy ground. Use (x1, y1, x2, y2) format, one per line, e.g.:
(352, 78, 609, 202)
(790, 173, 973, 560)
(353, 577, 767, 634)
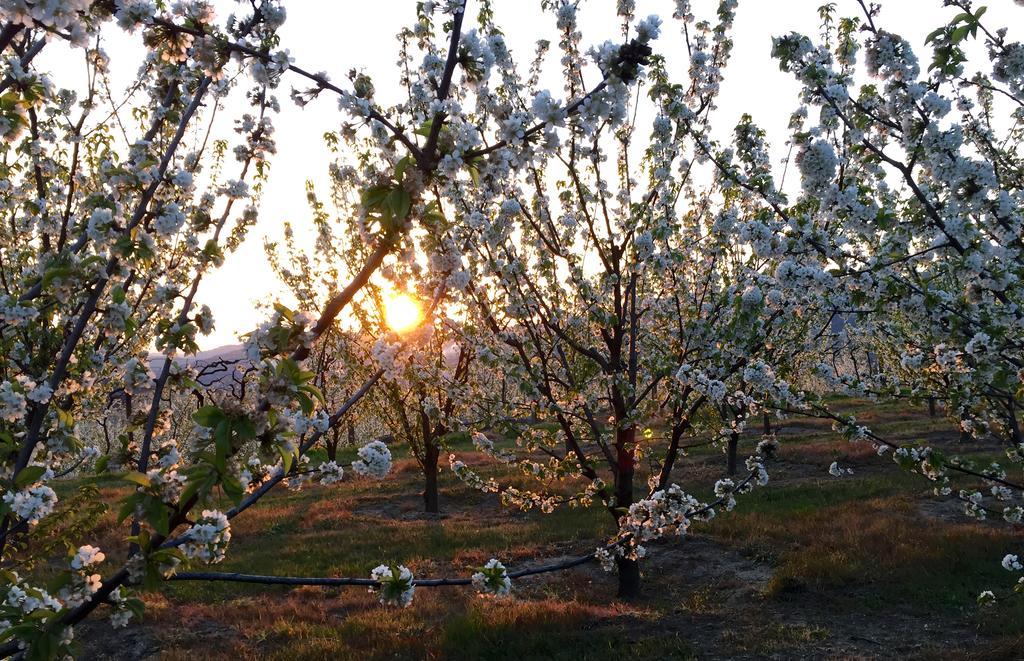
(73, 400, 1024, 660)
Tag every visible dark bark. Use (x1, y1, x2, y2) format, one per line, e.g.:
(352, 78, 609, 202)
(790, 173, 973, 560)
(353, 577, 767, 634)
(928, 396, 937, 418)
(615, 555, 641, 599)
(1007, 399, 1022, 447)
(326, 427, 339, 462)
(763, 411, 772, 435)
(614, 426, 640, 598)
(959, 418, 973, 444)
(727, 431, 739, 476)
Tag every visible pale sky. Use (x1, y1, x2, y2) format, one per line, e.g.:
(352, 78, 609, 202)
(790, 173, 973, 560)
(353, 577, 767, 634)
(41, 1, 1024, 349)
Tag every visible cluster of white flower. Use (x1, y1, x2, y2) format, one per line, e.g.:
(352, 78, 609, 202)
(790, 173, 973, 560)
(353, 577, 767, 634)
(0, 294, 38, 327)
(594, 547, 616, 573)
(221, 179, 249, 199)
(620, 484, 705, 546)
(675, 364, 727, 403)
(979, 553, 1024, 605)
(60, 545, 106, 608)
(0, 0, 92, 42)
(635, 15, 661, 42)
(714, 479, 737, 511)
(863, 30, 919, 81)
(70, 544, 105, 570)
(471, 431, 493, 453)
(828, 461, 854, 478)
(993, 41, 1024, 95)
(181, 510, 231, 564)
(239, 456, 272, 494)
(25, 381, 52, 404)
(796, 140, 837, 195)
(960, 490, 986, 521)
(195, 305, 215, 335)
(470, 431, 515, 463)
(244, 314, 311, 365)
(746, 456, 770, 487)
(471, 559, 511, 597)
(286, 409, 330, 435)
(449, 456, 499, 494)
(122, 357, 155, 396)
(0, 380, 27, 422)
(250, 49, 293, 87)
(3, 483, 57, 525)
(351, 440, 392, 479)
(318, 460, 345, 486)
(531, 90, 565, 127)
(370, 564, 415, 607)
(756, 435, 780, 459)
(371, 338, 400, 376)
(153, 202, 187, 237)
(106, 586, 137, 629)
(4, 576, 62, 615)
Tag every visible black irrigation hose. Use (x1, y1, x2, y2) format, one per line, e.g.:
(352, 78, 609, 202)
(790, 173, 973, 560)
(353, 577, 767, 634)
(168, 469, 759, 589)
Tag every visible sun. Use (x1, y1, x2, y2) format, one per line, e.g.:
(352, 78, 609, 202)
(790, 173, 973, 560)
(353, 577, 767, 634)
(384, 292, 423, 333)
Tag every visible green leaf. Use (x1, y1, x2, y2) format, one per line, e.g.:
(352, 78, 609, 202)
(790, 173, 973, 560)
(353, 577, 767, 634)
(41, 264, 73, 288)
(414, 119, 434, 137)
(46, 571, 72, 594)
(117, 493, 142, 523)
(386, 188, 412, 222)
(361, 184, 391, 210)
(193, 405, 223, 428)
(146, 498, 170, 536)
(121, 471, 152, 488)
(125, 597, 146, 620)
(234, 416, 257, 441)
(295, 392, 314, 416)
(14, 465, 46, 488)
(55, 407, 73, 428)
(222, 473, 244, 504)
(214, 419, 232, 468)
(394, 156, 413, 182)
(277, 444, 295, 474)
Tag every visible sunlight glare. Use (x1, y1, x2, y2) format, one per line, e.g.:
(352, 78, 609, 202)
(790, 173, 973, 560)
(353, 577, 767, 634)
(384, 292, 423, 333)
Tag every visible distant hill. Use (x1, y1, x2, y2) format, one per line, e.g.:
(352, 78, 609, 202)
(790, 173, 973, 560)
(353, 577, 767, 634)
(148, 344, 250, 389)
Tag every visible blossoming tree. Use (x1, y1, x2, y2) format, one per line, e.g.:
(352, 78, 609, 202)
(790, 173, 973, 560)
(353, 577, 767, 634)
(769, 0, 1024, 600)
(440, 0, 849, 598)
(3, 0, 1021, 655)
(0, 0, 676, 653)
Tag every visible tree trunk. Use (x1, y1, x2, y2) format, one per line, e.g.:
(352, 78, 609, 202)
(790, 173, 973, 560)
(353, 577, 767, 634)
(423, 439, 440, 514)
(615, 555, 641, 599)
(326, 427, 339, 462)
(959, 418, 973, 444)
(928, 396, 937, 418)
(1007, 400, 1022, 447)
(727, 431, 738, 476)
(763, 411, 772, 435)
(614, 426, 640, 598)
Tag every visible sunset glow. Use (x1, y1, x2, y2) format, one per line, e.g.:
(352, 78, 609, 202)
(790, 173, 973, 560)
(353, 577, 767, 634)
(384, 292, 423, 333)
